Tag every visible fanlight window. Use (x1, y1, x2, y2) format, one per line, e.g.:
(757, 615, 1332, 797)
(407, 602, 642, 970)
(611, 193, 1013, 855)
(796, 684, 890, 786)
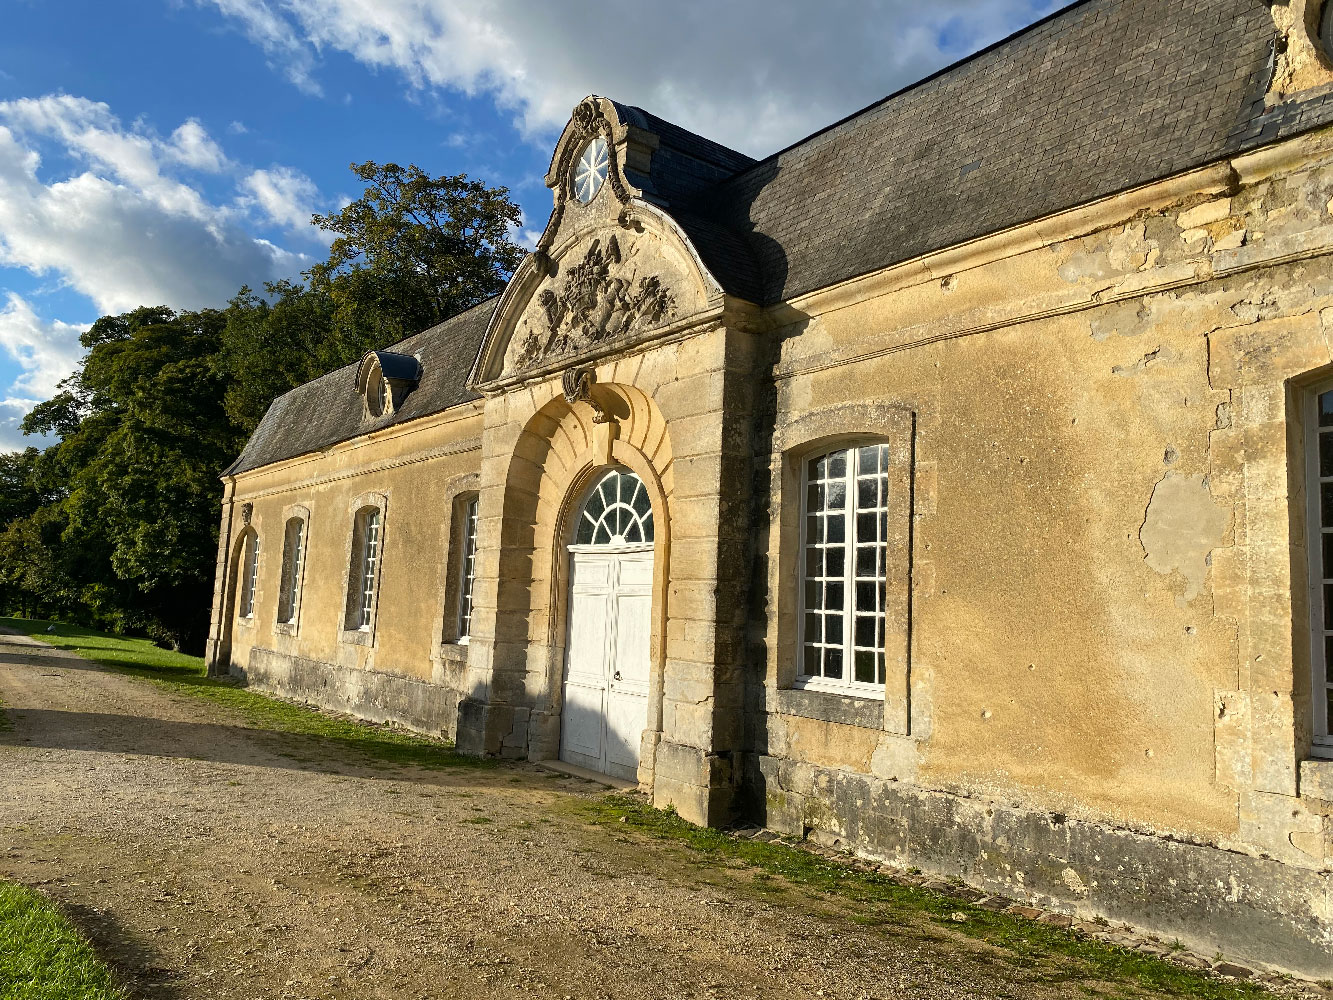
(574, 468, 654, 546)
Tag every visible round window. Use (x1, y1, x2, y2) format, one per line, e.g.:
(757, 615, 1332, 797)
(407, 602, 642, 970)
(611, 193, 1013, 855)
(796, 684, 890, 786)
(1321, 1, 1333, 62)
(572, 136, 609, 204)
(365, 369, 386, 417)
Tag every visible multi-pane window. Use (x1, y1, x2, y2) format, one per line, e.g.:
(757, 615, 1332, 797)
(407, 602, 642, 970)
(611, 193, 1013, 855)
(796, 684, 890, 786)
(799, 443, 890, 694)
(1307, 387, 1333, 751)
(457, 496, 479, 641)
(357, 509, 381, 630)
(239, 533, 260, 619)
(574, 468, 655, 545)
(277, 517, 305, 624)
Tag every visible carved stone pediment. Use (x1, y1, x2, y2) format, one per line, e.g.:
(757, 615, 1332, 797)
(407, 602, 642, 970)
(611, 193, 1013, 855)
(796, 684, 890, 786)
(501, 227, 703, 377)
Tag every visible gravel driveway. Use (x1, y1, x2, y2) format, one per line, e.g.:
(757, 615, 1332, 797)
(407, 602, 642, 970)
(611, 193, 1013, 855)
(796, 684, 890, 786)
(0, 631, 1235, 1000)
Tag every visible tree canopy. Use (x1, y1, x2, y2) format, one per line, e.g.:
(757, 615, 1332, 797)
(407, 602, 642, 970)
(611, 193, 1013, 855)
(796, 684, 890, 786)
(0, 162, 523, 650)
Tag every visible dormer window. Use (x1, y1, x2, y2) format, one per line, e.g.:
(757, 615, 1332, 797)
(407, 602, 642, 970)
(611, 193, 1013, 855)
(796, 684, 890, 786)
(356, 350, 422, 420)
(573, 136, 609, 204)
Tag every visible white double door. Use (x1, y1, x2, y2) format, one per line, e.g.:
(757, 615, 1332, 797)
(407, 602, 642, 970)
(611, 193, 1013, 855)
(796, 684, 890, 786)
(561, 546, 653, 780)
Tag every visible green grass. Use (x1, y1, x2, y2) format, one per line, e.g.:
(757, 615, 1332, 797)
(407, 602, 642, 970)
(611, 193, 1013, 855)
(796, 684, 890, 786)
(578, 796, 1270, 1000)
(0, 617, 492, 772)
(0, 881, 127, 1000)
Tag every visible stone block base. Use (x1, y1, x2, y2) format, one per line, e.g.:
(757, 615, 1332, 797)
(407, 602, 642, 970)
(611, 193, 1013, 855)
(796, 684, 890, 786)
(748, 754, 1333, 979)
(652, 740, 736, 826)
(454, 699, 530, 758)
(237, 647, 463, 738)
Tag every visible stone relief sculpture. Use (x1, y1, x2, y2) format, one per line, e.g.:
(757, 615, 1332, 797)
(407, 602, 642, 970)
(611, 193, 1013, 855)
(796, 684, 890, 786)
(514, 235, 675, 370)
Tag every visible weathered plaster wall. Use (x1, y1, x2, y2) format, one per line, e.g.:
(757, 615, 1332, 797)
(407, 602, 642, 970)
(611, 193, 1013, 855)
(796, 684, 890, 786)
(208, 401, 484, 736)
(749, 128, 1333, 974)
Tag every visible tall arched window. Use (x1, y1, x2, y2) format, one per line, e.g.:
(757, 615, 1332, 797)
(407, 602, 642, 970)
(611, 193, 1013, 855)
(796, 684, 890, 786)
(457, 495, 479, 641)
(1304, 381, 1333, 755)
(799, 443, 890, 694)
(345, 505, 384, 632)
(276, 515, 307, 626)
(238, 531, 260, 619)
(573, 468, 654, 546)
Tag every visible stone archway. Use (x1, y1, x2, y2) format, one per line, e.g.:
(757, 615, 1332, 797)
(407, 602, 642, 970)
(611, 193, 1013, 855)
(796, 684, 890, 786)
(475, 380, 673, 786)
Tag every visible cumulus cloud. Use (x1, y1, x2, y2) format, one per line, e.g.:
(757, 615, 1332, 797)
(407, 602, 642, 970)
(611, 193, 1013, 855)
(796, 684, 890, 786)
(0, 96, 311, 315)
(0, 293, 86, 398)
(240, 165, 322, 232)
(202, 0, 1057, 155)
(0, 95, 323, 449)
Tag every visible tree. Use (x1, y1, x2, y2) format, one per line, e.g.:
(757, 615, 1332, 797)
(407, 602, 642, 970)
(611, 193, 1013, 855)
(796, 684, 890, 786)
(307, 161, 523, 347)
(1, 161, 524, 648)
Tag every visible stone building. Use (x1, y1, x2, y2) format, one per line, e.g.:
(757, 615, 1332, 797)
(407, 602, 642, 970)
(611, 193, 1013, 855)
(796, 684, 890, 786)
(207, 0, 1333, 976)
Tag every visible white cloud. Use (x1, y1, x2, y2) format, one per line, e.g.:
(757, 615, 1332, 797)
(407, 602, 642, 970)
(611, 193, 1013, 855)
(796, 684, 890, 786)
(168, 119, 228, 172)
(0, 96, 311, 316)
(0, 397, 41, 452)
(202, 0, 1057, 155)
(0, 94, 325, 450)
(0, 293, 85, 398)
(240, 165, 321, 231)
(208, 0, 323, 95)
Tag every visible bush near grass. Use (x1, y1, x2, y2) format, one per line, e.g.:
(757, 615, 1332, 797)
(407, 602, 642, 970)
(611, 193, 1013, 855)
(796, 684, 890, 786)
(0, 881, 126, 1000)
(579, 796, 1271, 1000)
(0, 617, 490, 771)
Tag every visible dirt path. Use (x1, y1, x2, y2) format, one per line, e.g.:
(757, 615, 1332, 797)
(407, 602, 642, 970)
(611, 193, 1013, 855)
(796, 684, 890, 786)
(0, 632, 1220, 999)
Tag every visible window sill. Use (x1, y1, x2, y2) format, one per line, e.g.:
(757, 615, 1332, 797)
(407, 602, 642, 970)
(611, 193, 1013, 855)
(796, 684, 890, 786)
(236, 616, 256, 630)
(774, 687, 886, 730)
(1301, 757, 1333, 800)
(339, 628, 374, 647)
(273, 620, 298, 636)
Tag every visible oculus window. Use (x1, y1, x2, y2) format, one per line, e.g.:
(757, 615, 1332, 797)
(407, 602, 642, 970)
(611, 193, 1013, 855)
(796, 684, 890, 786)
(798, 443, 891, 696)
(573, 137, 609, 204)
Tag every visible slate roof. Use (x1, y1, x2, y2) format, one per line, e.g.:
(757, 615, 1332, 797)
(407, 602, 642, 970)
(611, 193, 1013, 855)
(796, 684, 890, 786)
(225, 297, 495, 475)
(232, 0, 1333, 474)
(689, 0, 1332, 304)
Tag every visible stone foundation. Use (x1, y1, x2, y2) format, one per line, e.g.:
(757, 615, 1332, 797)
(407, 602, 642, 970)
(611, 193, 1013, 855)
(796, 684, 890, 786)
(236, 647, 466, 739)
(749, 754, 1333, 979)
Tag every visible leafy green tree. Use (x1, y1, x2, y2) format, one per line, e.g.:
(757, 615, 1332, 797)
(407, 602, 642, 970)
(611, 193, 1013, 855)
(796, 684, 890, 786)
(308, 160, 523, 347)
(1, 161, 524, 648)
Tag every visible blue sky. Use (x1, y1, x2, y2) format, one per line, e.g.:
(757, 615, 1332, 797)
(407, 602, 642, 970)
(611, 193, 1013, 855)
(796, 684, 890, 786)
(0, 0, 1058, 450)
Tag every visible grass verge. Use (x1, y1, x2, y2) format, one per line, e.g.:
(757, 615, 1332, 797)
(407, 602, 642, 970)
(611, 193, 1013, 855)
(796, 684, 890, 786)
(0, 617, 490, 771)
(579, 795, 1270, 1000)
(0, 880, 127, 1000)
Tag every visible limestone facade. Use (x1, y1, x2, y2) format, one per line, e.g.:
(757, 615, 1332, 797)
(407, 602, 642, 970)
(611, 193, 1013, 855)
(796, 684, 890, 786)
(207, 3, 1333, 977)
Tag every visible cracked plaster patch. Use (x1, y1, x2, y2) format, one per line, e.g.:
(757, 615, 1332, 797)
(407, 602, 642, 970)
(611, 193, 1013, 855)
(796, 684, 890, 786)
(1140, 473, 1230, 606)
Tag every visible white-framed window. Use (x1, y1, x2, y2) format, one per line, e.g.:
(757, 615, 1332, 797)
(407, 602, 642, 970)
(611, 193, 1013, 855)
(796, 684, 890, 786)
(277, 516, 306, 625)
(457, 496, 479, 641)
(1305, 382, 1333, 754)
(798, 443, 890, 696)
(356, 508, 381, 630)
(239, 532, 260, 619)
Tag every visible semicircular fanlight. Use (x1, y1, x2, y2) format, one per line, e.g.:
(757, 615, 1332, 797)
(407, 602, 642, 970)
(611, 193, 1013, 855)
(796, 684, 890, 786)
(574, 467, 654, 545)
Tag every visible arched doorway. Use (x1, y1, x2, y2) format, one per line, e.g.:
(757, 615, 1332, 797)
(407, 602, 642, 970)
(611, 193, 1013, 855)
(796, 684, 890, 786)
(561, 466, 655, 780)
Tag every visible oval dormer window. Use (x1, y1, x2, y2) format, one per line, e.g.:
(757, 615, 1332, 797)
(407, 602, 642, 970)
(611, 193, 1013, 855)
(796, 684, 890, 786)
(573, 136, 609, 204)
(1322, 1, 1333, 61)
(365, 367, 386, 417)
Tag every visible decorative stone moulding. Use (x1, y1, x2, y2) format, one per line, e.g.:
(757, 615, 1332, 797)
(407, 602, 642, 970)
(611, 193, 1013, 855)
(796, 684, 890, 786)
(1269, 0, 1333, 100)
(356, 350, 423, 420)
